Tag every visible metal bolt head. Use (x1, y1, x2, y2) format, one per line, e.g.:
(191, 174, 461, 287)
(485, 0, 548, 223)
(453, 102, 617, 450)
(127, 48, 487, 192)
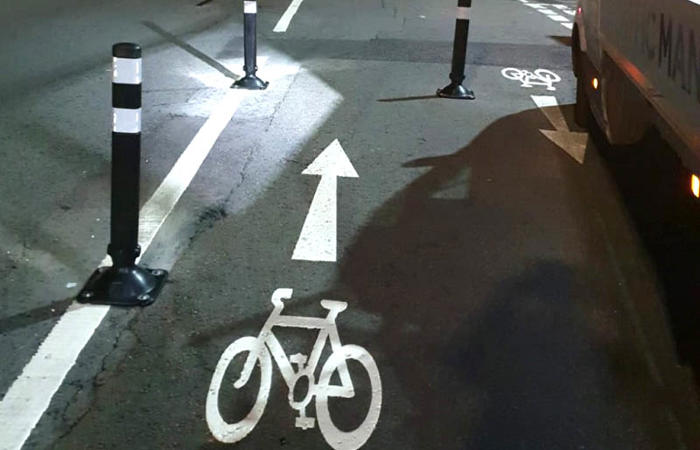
(137, 294, 151, 303)
(151, 269, 164, 277)
(81, 291, 94, 299)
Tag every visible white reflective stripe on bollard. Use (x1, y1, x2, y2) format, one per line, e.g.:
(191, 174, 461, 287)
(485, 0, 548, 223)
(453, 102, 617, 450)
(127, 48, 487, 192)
(113, 108, 141, 133)
(112, 57, 142, 84)
(456, 6, 471, 20)
(244, 1, 257, 14)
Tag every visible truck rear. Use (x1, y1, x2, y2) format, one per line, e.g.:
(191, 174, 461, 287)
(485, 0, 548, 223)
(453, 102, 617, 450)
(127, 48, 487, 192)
(572, 0, 700, 198)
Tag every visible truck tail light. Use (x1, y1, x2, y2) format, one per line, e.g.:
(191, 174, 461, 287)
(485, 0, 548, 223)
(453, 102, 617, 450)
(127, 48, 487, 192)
(692, 174, 700, 198)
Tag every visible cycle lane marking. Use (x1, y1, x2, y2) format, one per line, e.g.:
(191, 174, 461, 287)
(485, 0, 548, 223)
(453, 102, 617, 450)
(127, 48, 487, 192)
(206, 288, 382, 450)
(292, 139, 359, 262)
(499, 67, 587, 164)
(274, 0, 306, 33)
(0, 88, 249, 450)
(501, 67, 562, 91)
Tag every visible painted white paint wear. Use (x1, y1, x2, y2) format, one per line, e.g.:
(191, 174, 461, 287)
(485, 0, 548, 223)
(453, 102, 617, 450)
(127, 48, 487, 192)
(547, 14, 570, 22)
(0, 88, 250, 450)
(137, 89, 247, 252)
(244, 0, 257, 14)
(292, 139, 358, 262)
(431, 167, 471, 200)
(273, 0, 305, 32)
(112, 57, 142, 84)
(207, 288, 382, 450)
(531, 95, 589, 164)
(112, 107, 142, 133)
(501, 67, 561, 91)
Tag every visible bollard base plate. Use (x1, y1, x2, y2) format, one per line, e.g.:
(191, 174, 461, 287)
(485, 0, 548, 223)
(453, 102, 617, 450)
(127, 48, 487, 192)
(77, 265, 168, 307)
(437, 83, 475, 100)
(232, 74, 269, 90)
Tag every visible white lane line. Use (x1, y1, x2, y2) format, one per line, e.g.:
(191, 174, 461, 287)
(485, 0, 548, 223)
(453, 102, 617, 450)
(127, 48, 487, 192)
(0, 89, 247, 450)
(137, 90, 246, 252)
(273, 0, 305, 33)
(561, 22, 573, 30)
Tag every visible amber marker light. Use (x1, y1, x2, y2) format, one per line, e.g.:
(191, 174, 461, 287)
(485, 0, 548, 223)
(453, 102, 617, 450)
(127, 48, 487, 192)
(692, 174, 700, 198)
(592, 77, 599, 90)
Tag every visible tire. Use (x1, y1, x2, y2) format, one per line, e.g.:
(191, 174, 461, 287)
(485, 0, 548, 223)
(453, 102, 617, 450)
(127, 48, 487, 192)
(316, 345, 382, 450)
(600, 55, 650, 145)
(206, 336, 272, 443)
(575, 73, 590, 128)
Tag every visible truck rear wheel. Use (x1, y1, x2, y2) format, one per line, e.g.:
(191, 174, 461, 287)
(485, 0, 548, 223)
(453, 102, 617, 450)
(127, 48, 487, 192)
(572, 26, 590, 128)
(601, 54, 651, 145)
(575, 74, 590, 128)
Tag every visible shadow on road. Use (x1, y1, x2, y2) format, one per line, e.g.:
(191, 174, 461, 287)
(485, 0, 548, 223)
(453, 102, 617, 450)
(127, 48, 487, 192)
(589, 123, 700, 385)
(305, 108, 691, 448)
(183, 106, 698, 448)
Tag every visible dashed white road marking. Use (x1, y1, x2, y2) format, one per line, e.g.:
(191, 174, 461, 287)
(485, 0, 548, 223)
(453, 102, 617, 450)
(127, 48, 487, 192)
(550, 4, 576, 15)
(516, 0, 575, 30)
(274, 0, 305, 33)
(0, 88, 249, 450)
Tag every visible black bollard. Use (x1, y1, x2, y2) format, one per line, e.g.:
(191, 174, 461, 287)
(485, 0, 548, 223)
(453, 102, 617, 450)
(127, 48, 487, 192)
(233, 0, 268, 89)
(78, 43, 167, 307)
(437, 0, 475, 99)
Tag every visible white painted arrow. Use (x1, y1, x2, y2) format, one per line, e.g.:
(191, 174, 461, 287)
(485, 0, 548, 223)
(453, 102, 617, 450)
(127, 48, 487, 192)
(531, 95, 588, 164)
(292, 139, 358, 262)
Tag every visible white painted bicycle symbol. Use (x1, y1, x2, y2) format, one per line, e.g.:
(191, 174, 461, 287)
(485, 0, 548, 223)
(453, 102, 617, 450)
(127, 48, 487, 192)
(206, 288, 382, 450)
(501, 67, 561, 91)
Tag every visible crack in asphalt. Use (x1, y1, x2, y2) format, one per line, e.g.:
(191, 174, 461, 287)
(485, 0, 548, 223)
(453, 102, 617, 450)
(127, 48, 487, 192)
(54, 311, 141, 442)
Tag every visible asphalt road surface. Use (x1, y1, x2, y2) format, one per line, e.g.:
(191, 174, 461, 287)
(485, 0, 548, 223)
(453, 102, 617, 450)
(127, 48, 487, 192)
(1, 0, 699, 449)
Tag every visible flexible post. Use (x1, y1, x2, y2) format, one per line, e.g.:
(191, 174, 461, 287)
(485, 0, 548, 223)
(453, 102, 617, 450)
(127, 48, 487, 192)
(437, 0, 475, 99)
(78, 43, 167, 307)
(233, 0, 268, 89)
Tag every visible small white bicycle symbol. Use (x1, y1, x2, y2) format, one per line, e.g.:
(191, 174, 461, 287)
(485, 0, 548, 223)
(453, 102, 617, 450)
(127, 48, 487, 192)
(206, 288, 382, 450)
(501, 67, 561, 91)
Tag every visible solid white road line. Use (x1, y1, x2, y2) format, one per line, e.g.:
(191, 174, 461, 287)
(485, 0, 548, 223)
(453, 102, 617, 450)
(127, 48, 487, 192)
(273, 0, 305, 33)
(137, 90, 247, 253)
(0, 89, 247, 450)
